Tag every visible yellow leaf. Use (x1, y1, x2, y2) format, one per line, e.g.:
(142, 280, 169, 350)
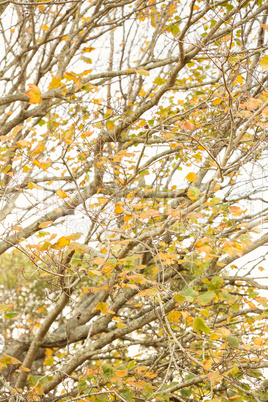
(212, 98, 223, 105)
(48, 77, 63, 89)
(25, 84, 42, 104)
(135, 69, 149, 76)
(56, 189, 68, 198)
(186, 172, 197, 183)
(42, 24, 49, 31)
(55, 237, 70, 248)
(17, 139, 30, 147)
(93, 302, 108, 314)
(63, 72, 76, 81)
(28, 182, 43, 190)
(124, 214, 133, 223)
(107, 120, 115, 130)
(254, 337, 264, 345)
(44, 356, 54, 366)
(45, 348, 53, 357)
(259, 55, 268, 70)
(114, 204, 124, 214)
(167, 310, 181, 323)
(81, 131, 93, 138)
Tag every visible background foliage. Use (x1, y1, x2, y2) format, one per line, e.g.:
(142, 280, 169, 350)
(0, 0, 268, 401)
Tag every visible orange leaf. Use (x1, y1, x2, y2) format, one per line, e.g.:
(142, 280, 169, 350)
(262, 106, 268, 117)
(203, 359, 212, 371)
(181, 121, 194, 131)
(2, 354, 22, 365)
(197, 245, 212, 254)
(115, 369, 128, 378)
(229, 205, 243, 216)
(19, 366, 31, 372)
(39, 221, 53, 228)
(207, 370, 222, 383)
(25, 84, 42, 104)
(98, 197, 107, 205)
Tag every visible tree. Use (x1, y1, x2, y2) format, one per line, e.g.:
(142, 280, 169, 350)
(0, 0, 268, 400)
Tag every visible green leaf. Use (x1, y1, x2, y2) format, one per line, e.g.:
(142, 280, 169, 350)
(102, 364, 114, 378)
(193, 317, 210, 335)
(211, 277, 223, 288)
(140, 169, 149, 177)
(197, 291, 216, 305)
(187, 187, 200, 201)
(154, 77, 166, 85)
(209, 197, 222, 205)
(226, 336, 240, 347)
(180, 287, 199, 302)
(0, 303, 14, 313)
(181, 389, 192, 397)
(220, 290, 236, 302)
(238, 234, 252, 245)
(4, 312, 18, 319)
(81, 56, 92, 64)
(96, 396, 109, 402)
(119, 389, 133, 402)
(170, 24, 180, 36)
(29, 375, 43, 387)
(174, 294, 186, 304)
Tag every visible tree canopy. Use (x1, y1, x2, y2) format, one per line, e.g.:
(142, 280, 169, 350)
(1, 0, 268, 401)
